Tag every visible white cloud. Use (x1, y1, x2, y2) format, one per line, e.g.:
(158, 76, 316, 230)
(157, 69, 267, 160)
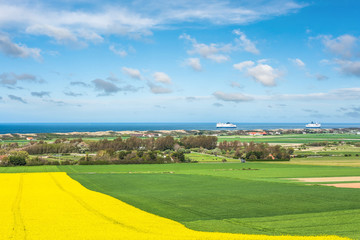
(109, 45, 127, 57)
(153, 72, 172, 84)
(317, 34, 360, 78)
(266, 88, 360, 101)
(234, 61, 281, 86)
(147, 82, 172, 94)
(335, 59, 360, 77)
(122, 67, 142, 80)
(26, 24, 78, 43)
(0, 72, 44, 85)
(145, 0, 306, 25)
(0, 1, 306, 48)
(290, 58, 305, 67)
(321, 34, 358, 59)
(213, 88, 360, 102)
(233, 29, 259, 54)
(180, 33, 232, 63)
(92, 78, 140, 96)
(213, 91, 253, 102)
(0, 33, 41, 60)
(247, 64, 280, 86)
(185, 58, 202, 71)
(233, 61, 255, 71)
(315, 74, 329, 81)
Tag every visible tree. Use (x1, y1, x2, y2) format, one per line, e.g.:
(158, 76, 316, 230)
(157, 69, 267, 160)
(155, 136, 175, 151)
(8, 151, 29, 166)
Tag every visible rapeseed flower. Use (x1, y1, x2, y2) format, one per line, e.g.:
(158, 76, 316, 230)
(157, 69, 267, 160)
(0, 173, 350, 240)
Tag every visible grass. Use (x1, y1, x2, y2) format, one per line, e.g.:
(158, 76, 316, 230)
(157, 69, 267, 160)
(218, 134, 360, 144)
(1, 162, 360, 239)
(186, 152, 239, 162)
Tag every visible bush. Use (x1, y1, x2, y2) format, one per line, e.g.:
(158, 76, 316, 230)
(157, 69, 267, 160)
(8, 151, 29, 166)
(27, 157, 46, 166)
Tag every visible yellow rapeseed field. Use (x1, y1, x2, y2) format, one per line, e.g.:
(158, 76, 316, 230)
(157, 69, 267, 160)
(0, 172, 351, 240)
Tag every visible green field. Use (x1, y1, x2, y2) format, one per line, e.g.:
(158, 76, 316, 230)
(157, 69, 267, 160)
(218, 134, 360, 143)
(1, 162, 360, 239)
(186, 152, 239, 162)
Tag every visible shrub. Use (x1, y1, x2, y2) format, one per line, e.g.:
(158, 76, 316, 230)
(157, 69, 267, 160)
(8, 151, 29, 166)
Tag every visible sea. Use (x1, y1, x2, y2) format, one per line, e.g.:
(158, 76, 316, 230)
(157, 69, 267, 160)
(1, 123, 360, 134)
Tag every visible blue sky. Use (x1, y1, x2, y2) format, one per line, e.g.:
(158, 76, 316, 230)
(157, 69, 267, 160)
(1, 0, 360, 123)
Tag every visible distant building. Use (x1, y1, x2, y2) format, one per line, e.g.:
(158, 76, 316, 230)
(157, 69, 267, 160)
(26, 137, 35, 141)
(248, 131, 267, 136)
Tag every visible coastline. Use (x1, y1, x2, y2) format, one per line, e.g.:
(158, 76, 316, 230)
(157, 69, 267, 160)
(0, 127, 358, 138)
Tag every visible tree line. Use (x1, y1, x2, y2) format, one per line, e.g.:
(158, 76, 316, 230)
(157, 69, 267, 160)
(218, 141, 294, 160)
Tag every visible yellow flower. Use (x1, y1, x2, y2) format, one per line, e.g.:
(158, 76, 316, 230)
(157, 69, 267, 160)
(0, 173, 350, 240)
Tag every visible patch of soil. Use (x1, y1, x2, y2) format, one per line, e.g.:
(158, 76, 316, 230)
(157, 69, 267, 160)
(321, 183, 360, 189)
(291, 176, 360, 182)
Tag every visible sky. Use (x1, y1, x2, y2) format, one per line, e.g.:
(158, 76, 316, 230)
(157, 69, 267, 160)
(1, 0, 360, 123)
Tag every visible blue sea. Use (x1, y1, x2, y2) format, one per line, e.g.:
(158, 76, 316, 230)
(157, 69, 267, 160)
(0, 123, 360, 134)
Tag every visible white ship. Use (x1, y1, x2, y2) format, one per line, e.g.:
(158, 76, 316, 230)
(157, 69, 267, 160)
(216, 122, 237, 128)
(305, 122, 321, 128)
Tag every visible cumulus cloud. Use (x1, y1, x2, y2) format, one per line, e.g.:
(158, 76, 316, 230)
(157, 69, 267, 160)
(247, 64, 280, 86)
(320, 34, 358, 59)
(234, 61, 280, 86)
(180, 33, 232, 63)
(64, 91, 83, 97)
(0, 33, 41, 60)
(153, 72, 172, 84)
(8, 94, 27, 104)
(31, 91, 50, 98)
(180, 30, 260, 64)
(147, 82, 172, 94)
(0, 72, 44, 86)
(315, 74, 329, 81)
(109, 45, 127, 57)
(92, 79, 120, 95)
(92, 78, 140, 96)
(335, 60, 360, 77)
(290, 58, 305, 67)
(70, 81, 91, 87)
(122, 67, 142, 80)
(26, 24, 78, 44)
(316, 34, 360, 78)
(213, 91, 253, 102)
(233, 61, 254, 71)
(233, 29, 259, 54)
(185, 58, 202, 71)
(106, 73, 122, 82)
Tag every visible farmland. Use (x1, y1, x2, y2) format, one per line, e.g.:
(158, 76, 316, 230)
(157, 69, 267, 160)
(1, 132, 360, 239)
(1, 162, 360, 239)
(217, 134, 360, 144)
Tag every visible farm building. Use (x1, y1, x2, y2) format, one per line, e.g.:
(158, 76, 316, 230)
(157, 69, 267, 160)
(248, 131, 267, 136)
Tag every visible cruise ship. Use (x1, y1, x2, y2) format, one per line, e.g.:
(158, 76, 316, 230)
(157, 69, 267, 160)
(305, 122, 321, 128)
(216, 122, 237, 128)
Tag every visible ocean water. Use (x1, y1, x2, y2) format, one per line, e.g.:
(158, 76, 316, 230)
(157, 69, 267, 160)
(0, 123, 360, 134)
